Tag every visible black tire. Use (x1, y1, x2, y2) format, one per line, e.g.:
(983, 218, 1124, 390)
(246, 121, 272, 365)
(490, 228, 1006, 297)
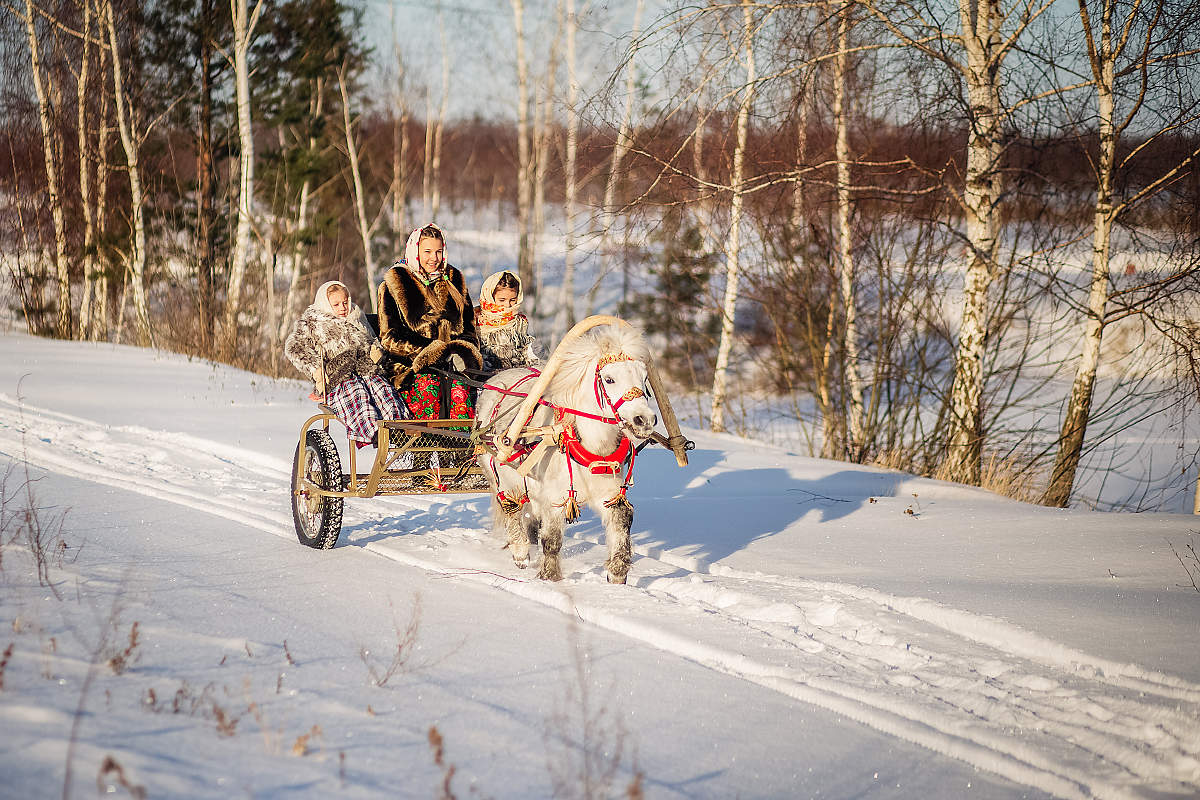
(291, 429, 344, 549)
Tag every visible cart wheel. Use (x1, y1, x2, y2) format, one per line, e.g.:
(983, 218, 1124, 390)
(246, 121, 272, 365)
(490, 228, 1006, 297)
(291, 429, 344, 549)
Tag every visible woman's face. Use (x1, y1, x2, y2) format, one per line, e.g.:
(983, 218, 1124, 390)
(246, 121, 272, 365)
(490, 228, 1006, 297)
(492, 286, 519, 310)
(417, 236, 445, 274)
(327, 289, 350, 317)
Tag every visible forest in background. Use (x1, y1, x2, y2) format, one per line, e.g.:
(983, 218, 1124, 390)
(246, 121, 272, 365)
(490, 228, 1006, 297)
(2, 0, 1199, 510)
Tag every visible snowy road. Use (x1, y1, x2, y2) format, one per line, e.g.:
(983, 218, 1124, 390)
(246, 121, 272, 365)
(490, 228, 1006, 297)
(2, 391, 1198, 800)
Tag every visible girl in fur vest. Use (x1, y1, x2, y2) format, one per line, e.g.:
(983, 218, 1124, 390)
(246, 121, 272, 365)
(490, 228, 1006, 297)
(476, 270, 542, 373)
(377, 223, 482, 420)
(285, 280, 408, 447)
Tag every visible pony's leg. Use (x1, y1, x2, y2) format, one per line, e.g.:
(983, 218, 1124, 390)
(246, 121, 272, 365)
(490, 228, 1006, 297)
(537, 512, 565, 582)
(506, 507, 531, 568)
(601, 498, 634, 584)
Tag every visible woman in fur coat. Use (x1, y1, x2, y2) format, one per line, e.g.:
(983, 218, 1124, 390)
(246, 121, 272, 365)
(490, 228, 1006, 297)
(285, 280, 408, 446)
(377, 223, 482, 420)
(476, 270, 542, 373)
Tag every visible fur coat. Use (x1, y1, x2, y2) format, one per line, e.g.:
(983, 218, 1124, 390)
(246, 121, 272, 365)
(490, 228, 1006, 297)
(284, 281, 383, 389)
(376, 226, 483, 384)
(475, 270, 541, 373)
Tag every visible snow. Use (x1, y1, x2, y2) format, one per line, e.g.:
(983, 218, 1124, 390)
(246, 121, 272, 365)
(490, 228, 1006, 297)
(1, 330, 1198, 799)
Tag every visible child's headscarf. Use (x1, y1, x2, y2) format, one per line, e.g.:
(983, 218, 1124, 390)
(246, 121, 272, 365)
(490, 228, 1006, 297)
(312, 280, 353, 315)
(477, 270, 524, 330)
(401, 223, 448, 284)
(311, 280, 374, 337)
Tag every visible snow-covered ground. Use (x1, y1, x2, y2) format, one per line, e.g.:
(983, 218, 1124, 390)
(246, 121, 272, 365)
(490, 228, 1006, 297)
(1, 330, 1199, 799)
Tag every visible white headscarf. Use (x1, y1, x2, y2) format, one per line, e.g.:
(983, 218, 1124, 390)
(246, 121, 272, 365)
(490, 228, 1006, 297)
(310, 280, 375, 338)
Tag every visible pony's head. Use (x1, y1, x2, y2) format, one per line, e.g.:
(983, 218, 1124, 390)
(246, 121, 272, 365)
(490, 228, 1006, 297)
(549, 324, 659, 440)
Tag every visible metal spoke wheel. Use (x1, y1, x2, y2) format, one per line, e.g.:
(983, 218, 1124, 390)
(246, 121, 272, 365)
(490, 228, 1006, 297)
(291, 429, 344, 549)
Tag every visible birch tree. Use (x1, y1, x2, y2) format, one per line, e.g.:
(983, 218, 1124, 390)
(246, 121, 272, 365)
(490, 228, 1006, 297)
(222, 0, 264, 358)
(1041, 0, 1200, 506)
(710, 0, 756, 433)
(22, 0, 71, 338)
(865, 0, 1055, 485)
(510, 0, 535, 295)
(105, 0, 152, 347)
(338, 60, 378, 312)
(75, 0, 100, 340)
(558, 0, 580, 339)
(430, 10, 449, 221)
(831, 0, 867, 458)
(389, 5, 410, 248)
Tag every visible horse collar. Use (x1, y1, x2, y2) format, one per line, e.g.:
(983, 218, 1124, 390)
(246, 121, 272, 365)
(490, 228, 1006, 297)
(561, 425, 633, 475)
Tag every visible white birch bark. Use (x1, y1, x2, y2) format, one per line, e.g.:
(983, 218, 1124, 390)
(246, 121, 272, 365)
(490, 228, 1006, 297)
(93, 39, 111, 341)
(23, 0, 71, 338)
(588, 0, 644, 313)
(942, 0, 1005, 484)
(422, 90, 434, 220)
(431, 11, 449, 221)
(511, 0, 535, 294)
(105, 0, 152, 347)
(600, 0, 643, 223)
(76, 0, 97, 340)
(223, 0, 264, 356)
(338, 65, 378, 313)
(390, 20, 409, 246)
(558, 0, 579, 339)
(833, 1, 867, 456)
(532, 4, 564, 300)
(1040, 0, 1119, 506)
(279, 83, 323, 344)
(710, 0, 756, 433)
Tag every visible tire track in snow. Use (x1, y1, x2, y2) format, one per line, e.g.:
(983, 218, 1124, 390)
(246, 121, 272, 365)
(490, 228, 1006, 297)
(2, 398, 1198, 798)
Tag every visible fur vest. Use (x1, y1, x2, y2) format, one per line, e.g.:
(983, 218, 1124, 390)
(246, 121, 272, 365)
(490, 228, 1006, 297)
(477, 312, 542, 372)
(377, 263, 483, 383)
(284, 305, 380, 387)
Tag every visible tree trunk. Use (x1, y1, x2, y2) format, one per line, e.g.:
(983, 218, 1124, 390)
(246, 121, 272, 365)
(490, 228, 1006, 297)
(390, 9, 409, 247)
(93, 41, 112, 342)
(531, 4, 563, 302)
(710, 0, 756, 433)
(942, 0, 1004, 485)
(558, 0, 579, 340)
(105, 0, 152, 347)
(197, 0, 216, 351)
(510, 0, 535, 298)
(833, 1, 867, 458)
(223, 0, 263, 358)
(23, 0, 71, 339)
(76, 0, 97, 341)
(431, 14, 449, 221)
(600, 0, 643, 224)
(1041, 0, 1116, 507)
(339, 65, 378, 312)
(280, 84, 323, 345)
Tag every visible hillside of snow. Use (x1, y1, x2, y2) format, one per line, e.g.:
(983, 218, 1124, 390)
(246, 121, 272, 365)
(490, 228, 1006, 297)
(1, 331, 1198, 799)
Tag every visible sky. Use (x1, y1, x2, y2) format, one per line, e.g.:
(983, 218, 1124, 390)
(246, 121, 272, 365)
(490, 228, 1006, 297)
(360, 0, 655, 122)
(1, 327, 1198, 798)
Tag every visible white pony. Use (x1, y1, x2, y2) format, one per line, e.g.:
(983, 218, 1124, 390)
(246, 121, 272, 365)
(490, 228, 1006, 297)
(474, 324, 658, 583)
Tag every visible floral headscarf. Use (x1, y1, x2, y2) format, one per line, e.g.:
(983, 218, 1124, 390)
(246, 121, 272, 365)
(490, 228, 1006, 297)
(400, 223, 448, 285)
(477, 270, 524, 330)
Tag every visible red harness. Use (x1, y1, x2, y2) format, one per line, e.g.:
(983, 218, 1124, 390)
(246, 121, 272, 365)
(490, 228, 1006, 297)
(480, 356, 643, 517)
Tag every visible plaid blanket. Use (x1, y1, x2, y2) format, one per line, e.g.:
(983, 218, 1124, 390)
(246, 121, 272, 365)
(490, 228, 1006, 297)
(325, 372, 408, 443)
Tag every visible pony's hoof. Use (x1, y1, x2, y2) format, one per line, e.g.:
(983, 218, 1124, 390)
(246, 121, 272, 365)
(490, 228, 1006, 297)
(513, 555, 529, 569)
(605, 571, 628, 585)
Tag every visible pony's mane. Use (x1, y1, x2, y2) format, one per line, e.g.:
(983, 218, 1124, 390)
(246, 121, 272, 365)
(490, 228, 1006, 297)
(543, 324, 650, 407)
